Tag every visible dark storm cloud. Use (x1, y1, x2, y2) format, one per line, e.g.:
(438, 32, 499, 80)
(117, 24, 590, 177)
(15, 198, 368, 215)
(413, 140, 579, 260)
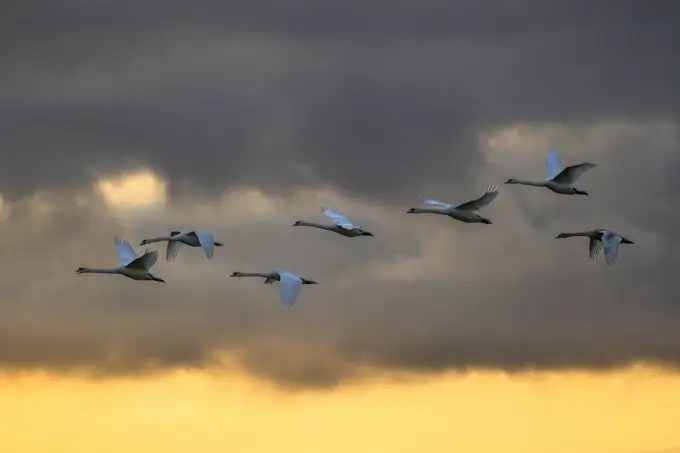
(0, 2, 679, 200)
(0, 2, 680, 389)
(0, 141, 672, 390)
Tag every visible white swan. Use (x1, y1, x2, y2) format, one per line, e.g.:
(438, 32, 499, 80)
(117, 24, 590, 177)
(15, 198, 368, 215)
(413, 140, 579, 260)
(230, 270, 318, 307)
(75, 236, 165, 282)
(293, 206, 373, 237)
(505, 148, 598, 195)
(601, 230, 630, 267)
(406, 185, 499, 224)
(140, 230, 224, 261)
(555, 229, 633, 265)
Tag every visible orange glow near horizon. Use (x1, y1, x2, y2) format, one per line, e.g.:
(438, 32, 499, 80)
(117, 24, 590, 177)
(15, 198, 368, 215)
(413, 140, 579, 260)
(1, 366, 679, 453)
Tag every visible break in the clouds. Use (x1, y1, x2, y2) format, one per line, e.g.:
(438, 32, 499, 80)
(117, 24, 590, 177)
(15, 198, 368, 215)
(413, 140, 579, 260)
(0, 2, 679, 388)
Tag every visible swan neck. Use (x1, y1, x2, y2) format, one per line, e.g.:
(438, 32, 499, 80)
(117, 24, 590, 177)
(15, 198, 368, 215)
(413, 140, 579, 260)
(82, 267, 119, 274)
(238, 272, 270, 278)
(411, 207, 444, 214)
(144, 237, 171, 244)
(514, 179, 546, 187)
(561, 232, 591, 238)
(297, 221, 333, 230)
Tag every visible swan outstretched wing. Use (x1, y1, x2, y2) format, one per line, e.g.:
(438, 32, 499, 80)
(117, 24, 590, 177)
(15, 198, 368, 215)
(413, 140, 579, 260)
(602, 232, 622, 267)
(164, 231, 187, 261)
(277, 270, 303, 307)
(321, 206, 356, 230)
(545, 148, 565, 180)
(455, 185, 499, 212)
(420, 197, 455, 209)
(114, 236, 138, 267)
(166, 241, 183, 261)
(551, 161, 599, 184)
(588, 237, 604, 260)
(195, 230, 216, 259)
(126, 249, 159, 270)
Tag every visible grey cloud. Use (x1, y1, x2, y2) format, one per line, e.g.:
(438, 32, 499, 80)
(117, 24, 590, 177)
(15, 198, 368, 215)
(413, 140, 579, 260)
(0, 124, 675, 390)
(0, 3, 679, 200)
(0, 2, 680, 389)
(2, 1, 678, 36)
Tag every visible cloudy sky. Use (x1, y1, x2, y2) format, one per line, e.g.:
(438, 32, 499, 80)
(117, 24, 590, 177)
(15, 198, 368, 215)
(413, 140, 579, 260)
(1, 2, 680, 452)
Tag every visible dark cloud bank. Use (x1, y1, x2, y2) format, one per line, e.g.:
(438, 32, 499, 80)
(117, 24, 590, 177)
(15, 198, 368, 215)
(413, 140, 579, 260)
(0, 2, 679, 388)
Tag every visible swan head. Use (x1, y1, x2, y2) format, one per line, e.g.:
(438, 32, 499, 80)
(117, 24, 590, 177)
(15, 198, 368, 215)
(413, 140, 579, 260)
(139, 239, 150, 245)
(230, 272, 243, 277)
(301, 279, 319, 285)
(292, 221, 303, 226)
(621, 237, 634, 244)
(406, 208, 416, 213)
(555, 233, 569, 239)
(215, 242, 224, 247)
(505, 178, 518, 184)
(573, 188, 588, 195)
(75, 267, 86, 274)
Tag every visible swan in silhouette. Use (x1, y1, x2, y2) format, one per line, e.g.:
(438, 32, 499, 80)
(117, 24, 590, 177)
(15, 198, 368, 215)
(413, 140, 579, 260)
(293, 206, 373, 238)
(230, 270, 318, 307)
(140, 230, 224, 261)
(505, 148, 598, 195)
(75, 236, 165, 282)
(406, 185, 499, 224)
(555, 229, 633, 265)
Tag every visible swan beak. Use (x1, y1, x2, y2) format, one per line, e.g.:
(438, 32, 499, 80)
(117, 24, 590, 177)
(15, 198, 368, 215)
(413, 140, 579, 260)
(622, 238, 634, 244)
(481, 219, 492, 224)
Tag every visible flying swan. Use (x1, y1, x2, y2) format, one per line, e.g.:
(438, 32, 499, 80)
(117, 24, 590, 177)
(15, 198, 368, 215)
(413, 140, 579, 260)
(406, 185, 499, 224)
(505, 148, 598, 195)
(75, 236, 165, 282)
(293, 206, 374, 237)
(230, 270, 318, 307)
(140, 230, 224, 261)
(555, 229, 633, 266)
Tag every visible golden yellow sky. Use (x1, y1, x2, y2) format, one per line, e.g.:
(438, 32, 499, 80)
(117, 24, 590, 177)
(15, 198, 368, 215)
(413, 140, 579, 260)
(1, 366, 679, 453)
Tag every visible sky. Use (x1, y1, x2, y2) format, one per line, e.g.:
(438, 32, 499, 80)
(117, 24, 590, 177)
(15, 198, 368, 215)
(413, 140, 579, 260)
(1, 1, 680, 452)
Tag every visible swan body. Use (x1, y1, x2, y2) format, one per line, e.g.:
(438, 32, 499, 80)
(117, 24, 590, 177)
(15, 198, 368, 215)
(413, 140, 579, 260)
(505, 148, 598, 195)
(293, 206, 373, 237)
(555, 229, 633, 265)
(230, 270, 318, 307)
(75, 236, 165, 282)
(140, 230, 224, 261)
(406, 185, 499, 224)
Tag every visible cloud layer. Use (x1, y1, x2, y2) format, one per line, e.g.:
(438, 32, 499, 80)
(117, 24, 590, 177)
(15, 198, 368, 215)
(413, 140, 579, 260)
(0, 2, 679, 388)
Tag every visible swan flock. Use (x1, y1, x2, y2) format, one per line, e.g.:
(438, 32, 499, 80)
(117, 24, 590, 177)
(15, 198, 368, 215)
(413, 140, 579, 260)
(76, 148, 633, 306)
